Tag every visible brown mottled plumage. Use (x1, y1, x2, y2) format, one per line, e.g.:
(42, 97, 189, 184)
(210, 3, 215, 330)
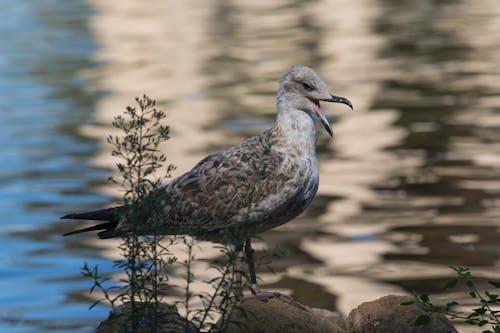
(152, 125, 318, 240)
(62, 65, 352, 291)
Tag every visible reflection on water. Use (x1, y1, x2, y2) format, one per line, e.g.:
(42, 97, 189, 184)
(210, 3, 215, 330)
(1, 0, 499, 332)
(0, 1, 112, 332)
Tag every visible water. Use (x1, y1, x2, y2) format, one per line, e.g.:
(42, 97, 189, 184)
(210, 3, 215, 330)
(0, 1, 112, 332)
(1, 0, 499, 332)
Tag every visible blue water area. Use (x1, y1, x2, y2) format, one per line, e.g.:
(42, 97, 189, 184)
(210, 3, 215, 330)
(1, 0, 499, 332)
(0, 1, 113, 331)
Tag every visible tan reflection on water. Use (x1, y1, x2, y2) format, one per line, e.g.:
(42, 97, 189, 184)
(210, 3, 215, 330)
(80, 0, 500, 328)
(83, 0, 219, 181)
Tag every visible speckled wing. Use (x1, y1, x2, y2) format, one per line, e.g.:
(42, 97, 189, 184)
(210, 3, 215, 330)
(150, 128, 316, 236)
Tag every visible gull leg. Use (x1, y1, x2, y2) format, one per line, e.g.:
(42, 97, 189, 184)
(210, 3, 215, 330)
(232, 244, 245, 299)
(243, 238, 294, 302)
(244, 238, 259, 294)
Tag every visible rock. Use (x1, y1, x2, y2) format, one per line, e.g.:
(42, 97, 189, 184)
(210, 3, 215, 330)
(224, 295, 345, 333)
(95, 302, 198, 333)
(94, 294, 459, 333)
(345, 295, 458, 333)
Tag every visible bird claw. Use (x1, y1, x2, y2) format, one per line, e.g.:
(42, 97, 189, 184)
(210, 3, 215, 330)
(250, 283, 260, 295)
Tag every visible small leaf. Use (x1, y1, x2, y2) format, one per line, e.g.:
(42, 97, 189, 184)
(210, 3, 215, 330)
(419, 293, 430, 303)
(468, 311, 480, 318)
(485, 290, 498, 301)
(445, 301, 459, 311)
(415, 314, 431, 326)
(488, 280, 500, 288)
(400, 301, 415, 306)
(444, 278, 458, 289)
(478, 320, 488, 327)
(472, 307, 487, 315)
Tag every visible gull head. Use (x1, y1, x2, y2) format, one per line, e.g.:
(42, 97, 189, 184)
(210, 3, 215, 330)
(278, 65, 353, 137)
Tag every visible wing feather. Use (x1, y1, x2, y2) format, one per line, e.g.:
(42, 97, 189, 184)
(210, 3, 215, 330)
(156, 127, 306, 233)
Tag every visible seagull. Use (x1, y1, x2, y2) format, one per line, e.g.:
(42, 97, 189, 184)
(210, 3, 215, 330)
(62, 65, 353, 294)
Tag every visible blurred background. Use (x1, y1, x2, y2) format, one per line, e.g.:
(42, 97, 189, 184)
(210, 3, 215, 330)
(1, 0, 499, 332)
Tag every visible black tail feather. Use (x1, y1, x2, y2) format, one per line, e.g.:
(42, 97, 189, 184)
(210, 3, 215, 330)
(62, 221, 118, 237)
(61, 207, 121, 222)
(61, 206, 122, 238)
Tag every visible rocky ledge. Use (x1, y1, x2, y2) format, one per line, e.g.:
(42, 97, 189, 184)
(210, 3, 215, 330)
(96, 294, 458, 333)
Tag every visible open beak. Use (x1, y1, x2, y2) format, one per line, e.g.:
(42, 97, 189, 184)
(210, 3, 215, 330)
(314, 105, 334, 137)
(313, 94, 353, 138)
(322, 94, 354, 111)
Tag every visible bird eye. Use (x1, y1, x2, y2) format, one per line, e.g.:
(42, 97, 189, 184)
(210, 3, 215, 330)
(302, 82, 313, 91)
